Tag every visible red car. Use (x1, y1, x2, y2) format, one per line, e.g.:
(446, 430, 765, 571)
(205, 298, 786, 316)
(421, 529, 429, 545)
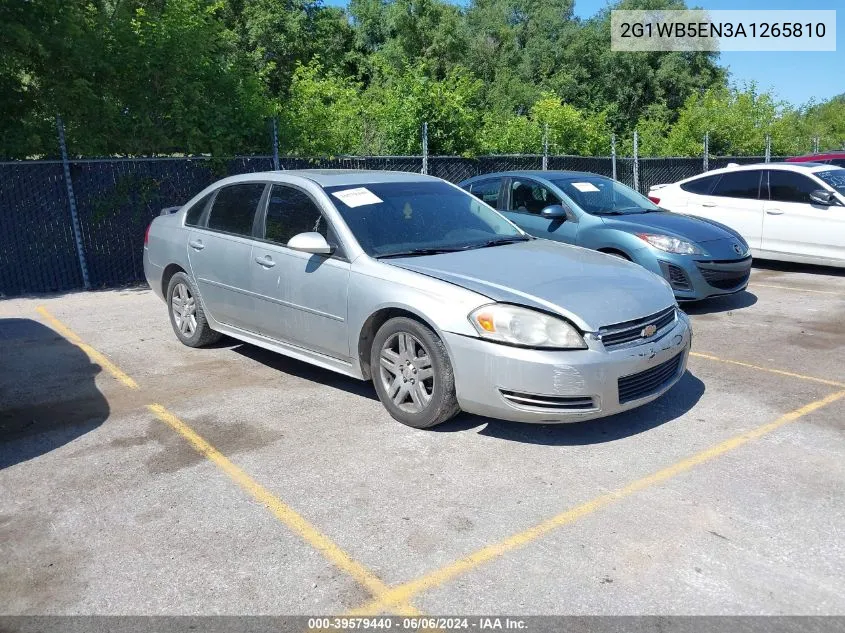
(786, 152, 845, 168)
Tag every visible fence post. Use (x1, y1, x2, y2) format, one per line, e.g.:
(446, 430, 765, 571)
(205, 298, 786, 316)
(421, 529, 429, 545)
(421, 122, 428, 175)
(542, 123, 549, 171)
(703, 132, 709, 172)
(271, 117, 280, 170)
(764, 134, 771, 163)
(56, 115, 90, 290)
(813, 136, 820, 154)
(632, 129, 640, 193)
(611, 133, 617, 181)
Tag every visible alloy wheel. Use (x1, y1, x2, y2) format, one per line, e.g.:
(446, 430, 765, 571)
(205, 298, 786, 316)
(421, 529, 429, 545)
(378, 332, 435, 413)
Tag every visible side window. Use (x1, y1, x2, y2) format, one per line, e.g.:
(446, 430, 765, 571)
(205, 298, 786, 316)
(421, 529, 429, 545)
(711, 171, 762, 200)
(264, 184, 329, 245)
(680, 174, 719, 195)
(509, 179, 560, 214)
(469, 179, 501, 207)
(829, 159, 845, 168)
(206, 183, 266, 236)
(767, 170, 819, 204)
(184, 192, 214, 227)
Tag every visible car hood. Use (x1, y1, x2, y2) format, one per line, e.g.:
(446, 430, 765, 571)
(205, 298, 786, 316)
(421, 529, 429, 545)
(385, 240, 675, 331)
(602, 211, 738, 243)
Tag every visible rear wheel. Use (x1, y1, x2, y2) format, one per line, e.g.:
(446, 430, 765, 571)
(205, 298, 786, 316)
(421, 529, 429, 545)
(167, 272, 221, 347)
(371, 317, 460, 429)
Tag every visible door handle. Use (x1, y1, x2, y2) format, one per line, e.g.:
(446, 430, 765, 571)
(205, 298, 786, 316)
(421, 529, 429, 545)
(766, 209, 784, 215)
(255, 255, 276, 268)
(701, 202, 717, 208)
(188, 239, 205, 251)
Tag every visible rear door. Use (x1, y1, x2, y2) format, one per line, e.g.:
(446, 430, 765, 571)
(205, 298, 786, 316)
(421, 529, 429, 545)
(251, 183, 351, 360)
(502, 177, 578, 244)
(687, 170, 765, 249)
(762, 169, 845, 263)
(186, 182, 267, 331)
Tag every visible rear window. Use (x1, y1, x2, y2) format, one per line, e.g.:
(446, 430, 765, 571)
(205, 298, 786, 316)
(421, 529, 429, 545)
(184, 192, 214, 227)
(206, 183, 266, 237)
(680, 174, 720, 195)
(711, 171, 762, 199)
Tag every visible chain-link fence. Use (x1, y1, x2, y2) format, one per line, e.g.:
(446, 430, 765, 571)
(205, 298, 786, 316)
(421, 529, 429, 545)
(0, 150, 809, 296)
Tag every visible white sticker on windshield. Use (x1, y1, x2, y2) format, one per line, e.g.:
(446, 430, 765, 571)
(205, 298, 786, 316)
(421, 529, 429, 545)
(572, 182, 600, 193)
(331, 187, 383, 208)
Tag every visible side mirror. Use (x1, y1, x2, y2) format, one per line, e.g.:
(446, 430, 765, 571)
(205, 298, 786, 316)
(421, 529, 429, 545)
(540, 204, 568, 219)
(287, 232, 333, 255)
(809, 189, 834, 206)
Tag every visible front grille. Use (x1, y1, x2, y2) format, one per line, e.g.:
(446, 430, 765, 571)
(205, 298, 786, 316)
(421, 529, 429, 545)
(697, 264, 751, 290)
(499, 390, 595, 411)
(617, 353, 683, 404)
(599, 307, 677, 349)
(659, 262, 692, 290)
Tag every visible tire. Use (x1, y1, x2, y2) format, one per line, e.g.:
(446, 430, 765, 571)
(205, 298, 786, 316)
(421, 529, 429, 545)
(370, 317, 460, 429)
(166, 272, 222, 348)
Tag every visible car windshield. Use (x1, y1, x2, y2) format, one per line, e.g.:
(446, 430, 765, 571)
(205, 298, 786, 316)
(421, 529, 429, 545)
(814, 169, 845, 196)
(324, 181, 527, 258)
(548, 176, 660, 215)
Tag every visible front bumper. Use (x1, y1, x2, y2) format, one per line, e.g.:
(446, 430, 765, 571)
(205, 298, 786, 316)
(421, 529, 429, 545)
(634, 250, 751, 301)
(443, 311, 691, 423)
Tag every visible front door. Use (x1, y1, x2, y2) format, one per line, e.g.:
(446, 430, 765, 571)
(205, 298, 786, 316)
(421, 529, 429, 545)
(250, 183, 351, 360)
(762, 169, 845, 264)
(187, 182, 266, 331)
(502, 178, 578, 244)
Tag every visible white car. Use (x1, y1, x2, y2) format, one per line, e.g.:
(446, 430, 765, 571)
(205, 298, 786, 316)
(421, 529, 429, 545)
(650, 162, 845, 268)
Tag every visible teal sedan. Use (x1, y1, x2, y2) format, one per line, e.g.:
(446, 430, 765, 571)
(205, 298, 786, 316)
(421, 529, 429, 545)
(459, 170, 752, 301)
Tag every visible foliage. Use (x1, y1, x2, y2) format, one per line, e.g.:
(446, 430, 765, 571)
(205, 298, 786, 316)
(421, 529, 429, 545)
(0, 0, 843, 159)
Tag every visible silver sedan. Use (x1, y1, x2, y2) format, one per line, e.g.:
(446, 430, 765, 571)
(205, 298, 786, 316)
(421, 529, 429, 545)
(143, 170, 691, 428)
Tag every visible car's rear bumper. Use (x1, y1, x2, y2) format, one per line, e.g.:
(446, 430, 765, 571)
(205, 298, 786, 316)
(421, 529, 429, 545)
(443, 312, 691, 424)
(143, 249, 165, 301)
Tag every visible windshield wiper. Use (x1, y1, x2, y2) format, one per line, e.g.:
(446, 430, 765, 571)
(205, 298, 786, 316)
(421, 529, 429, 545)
(460, 236, 532, 250)
(376, 247, 464, 259)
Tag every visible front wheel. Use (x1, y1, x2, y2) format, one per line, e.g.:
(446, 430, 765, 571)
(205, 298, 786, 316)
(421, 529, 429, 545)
(370, 317, 460, 429)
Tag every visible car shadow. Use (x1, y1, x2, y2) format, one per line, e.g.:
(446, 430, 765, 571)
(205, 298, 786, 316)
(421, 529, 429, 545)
(435, 370, 705, 446)
(681, 290, 757, 316)
(752, 259, 845, 277)
(0, 318, 110, 469)
(227, 340, 703, 445)
(230, 342, 379, 401)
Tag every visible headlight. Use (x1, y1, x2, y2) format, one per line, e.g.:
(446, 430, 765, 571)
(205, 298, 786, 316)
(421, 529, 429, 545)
(468, 304, 587, 349)
(636, 233, 706, 255)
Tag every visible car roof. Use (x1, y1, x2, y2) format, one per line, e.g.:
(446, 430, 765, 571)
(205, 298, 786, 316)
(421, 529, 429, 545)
(787, 152, 845, 161)
(686, 162, 842, 180)
(461, 170, 602, 183)
(212, 169, 441, 188)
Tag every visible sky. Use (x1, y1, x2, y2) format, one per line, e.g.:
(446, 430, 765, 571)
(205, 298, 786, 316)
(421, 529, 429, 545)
(574, 0, 843, 107)
(325, 0, 842, 107)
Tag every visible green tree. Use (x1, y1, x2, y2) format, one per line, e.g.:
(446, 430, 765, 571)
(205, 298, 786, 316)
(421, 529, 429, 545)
(664, 85, 801, 157)
(362, 63, 483, 155)
(280, 61, 364, 155)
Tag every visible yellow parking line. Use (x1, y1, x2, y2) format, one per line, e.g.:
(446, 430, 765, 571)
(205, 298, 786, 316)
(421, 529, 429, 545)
(752, 283, 840, 296)
(31, 306, 415, 614)
(690, 351, 845, 388)
(36, 305, 139, 390)
(147, 404, 420, 616)
(347, 389, 845, 615)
